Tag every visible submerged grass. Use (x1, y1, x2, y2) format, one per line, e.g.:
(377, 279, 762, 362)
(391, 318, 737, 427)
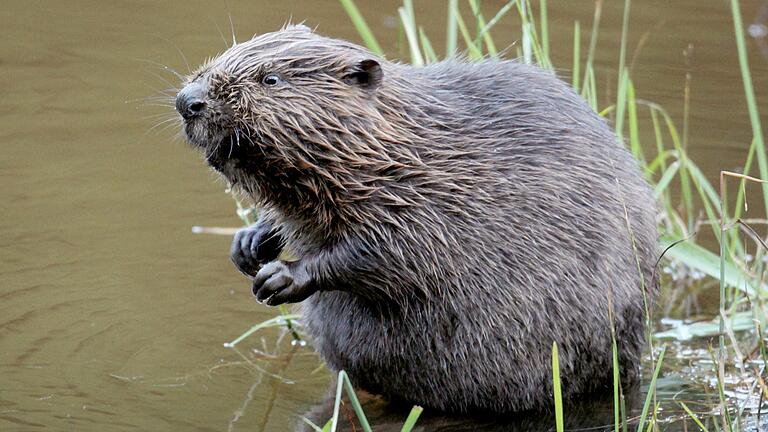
(222, 0, 768, 429)
(301, 371, 423, 432)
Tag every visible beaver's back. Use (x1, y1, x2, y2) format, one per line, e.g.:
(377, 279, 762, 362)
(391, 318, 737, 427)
(415, 60, 614, 143)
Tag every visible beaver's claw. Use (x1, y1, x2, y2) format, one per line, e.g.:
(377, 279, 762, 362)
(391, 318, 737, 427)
(230, 221, 284, 277)
(252, 260, 317, 305)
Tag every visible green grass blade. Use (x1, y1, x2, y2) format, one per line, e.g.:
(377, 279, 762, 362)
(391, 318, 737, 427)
(636, 345, 666, 432)
(399, 1, 424, 66)
(644, 149, 675, 175)
(278, 304, 303, 342)
(322, 419, 333, 432)
(230, 193, 258, 225)
(588, 66, 598, 110)
(552, 342, 564, 432)
(621, 395, 628, 432)
(341, 371, 373, 432)
(455, 10, 483, 59)
(709, 348, 735, 431)
(446, 0, 458, 57)
(650, 104, 695, 231)
(615, 68, 628, 136)
(540, 0, 549, 60)
(731, 138, 758, 220)
(580, 63, 597, 111)
(718, 175, 728, 405)
(599, 105, 615, 118)
(474, 1, 517, 49)
(339, 0, 385, 55)
(686, 160, 723, 236)
(301, 417, 326, 432)
(615, 0, 631, 142)
(679, 402, 709, 431)
(627, 79, 644, 163)
(515, 0, 550, 68)
(400, 406, 424, 432)
(329, 372, 345, 431)
(728, 136, 758, 255)
(653, 161, 679, 198)
(612, 337, 621, 432)
(224, 314, 302, 347)
(419, 27, 438, 64)
(659, 235, 763, 296)
(730, 0, 768, 216)
(685, 158, 721, 207)
(649, 107, 667, 173)
(572, 20, 580, 92)
(326, 370, 418, 431)
(468, 0, 498, 57)
(519, 0, 532, 63)
(617, 0, 631, 88)
(581, 0, 602, 95)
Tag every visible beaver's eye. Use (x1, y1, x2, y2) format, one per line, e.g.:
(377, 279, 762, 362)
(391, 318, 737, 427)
(262, 74, 282, 86)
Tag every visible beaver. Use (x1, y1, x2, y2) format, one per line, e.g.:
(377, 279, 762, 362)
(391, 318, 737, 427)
(174, 24, 658, 414)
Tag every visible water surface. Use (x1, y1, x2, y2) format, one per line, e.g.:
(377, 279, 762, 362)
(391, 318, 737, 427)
(2, 0, 767, 430)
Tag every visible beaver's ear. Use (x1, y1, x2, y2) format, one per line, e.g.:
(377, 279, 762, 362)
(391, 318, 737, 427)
(344, 59, 382, 90)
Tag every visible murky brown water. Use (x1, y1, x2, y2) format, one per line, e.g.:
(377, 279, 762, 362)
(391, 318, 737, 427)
(2, 0, 767, 431)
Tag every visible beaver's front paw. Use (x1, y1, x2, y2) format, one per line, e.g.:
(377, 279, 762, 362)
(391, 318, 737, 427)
(230, 221, 284, 277)
(252, 260, 317, 305)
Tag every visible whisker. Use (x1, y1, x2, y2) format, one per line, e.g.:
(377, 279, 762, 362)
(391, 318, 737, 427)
(138, 99, 176, 106)
(213, 135, 222, 156)
(137, 94, 177, 103)
(243, 132, 268, 160)
(127, 95, 174, 106)
(138, 104, 176, 112)
(143, 71, 182, 94)
(135, 116, 180, 145)
(147, 117, 179, 134)
(139, 94, 177, 100)
(229, 16, 237, 46)
(147, 34, 192, 74)
(139, 83, 179, 103)
(213, 20, 230, 49)
(156, 120, 182, 135)
(133, 57, 186, 81)
(141, 113, 178, 123)
(140, 112, 177, 122)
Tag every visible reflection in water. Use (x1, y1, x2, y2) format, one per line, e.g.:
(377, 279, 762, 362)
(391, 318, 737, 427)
(1, 0, 767, 430)
(749, 1, 768, 57)
(227, 345, 298, 432)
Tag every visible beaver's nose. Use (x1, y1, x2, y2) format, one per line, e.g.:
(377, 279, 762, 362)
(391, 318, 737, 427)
(175, 83, 207, 120)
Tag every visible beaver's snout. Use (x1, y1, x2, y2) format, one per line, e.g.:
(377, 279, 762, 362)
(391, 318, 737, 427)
(175, 82, 207, 120)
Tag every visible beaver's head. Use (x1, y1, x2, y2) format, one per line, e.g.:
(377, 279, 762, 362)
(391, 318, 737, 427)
(175, 25, 388, 190)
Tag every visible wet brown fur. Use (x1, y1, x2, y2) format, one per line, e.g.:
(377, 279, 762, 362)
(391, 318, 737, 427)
(177, 25, 658, 414)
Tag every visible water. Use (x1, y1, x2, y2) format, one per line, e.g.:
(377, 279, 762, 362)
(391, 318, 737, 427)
(2, 0, 767, 430)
